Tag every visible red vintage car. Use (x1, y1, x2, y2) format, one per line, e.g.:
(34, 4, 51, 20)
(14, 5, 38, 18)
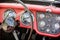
(0, 0, 60, 40)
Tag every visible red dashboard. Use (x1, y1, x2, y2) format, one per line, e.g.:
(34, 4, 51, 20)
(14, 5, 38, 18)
(0, 3, 60, 38)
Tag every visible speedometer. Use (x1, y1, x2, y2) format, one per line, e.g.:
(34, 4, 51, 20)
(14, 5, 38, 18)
(20, 12, 34, 26)
(4, 9, 16, 27)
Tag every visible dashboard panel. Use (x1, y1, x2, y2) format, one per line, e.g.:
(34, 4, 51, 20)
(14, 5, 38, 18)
(37, 12, 60, 34)
(0, 3, 60, 37)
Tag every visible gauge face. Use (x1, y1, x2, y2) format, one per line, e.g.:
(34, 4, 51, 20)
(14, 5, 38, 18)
(5, 17, 15, 27)
(4, 9, 16, 27)
(55, 23, 60, 29)
(21, 12, 34, 25)
(53, 23, 60, 30)
(39, 21, 46, 27)
(4, 9, 16, 19)
(46, 28, 50, 32)
(39, 14, 45, 19)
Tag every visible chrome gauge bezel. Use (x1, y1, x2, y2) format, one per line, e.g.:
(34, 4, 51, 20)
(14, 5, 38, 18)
(4, 9, 16, 27)
(20, 11, 34, 26)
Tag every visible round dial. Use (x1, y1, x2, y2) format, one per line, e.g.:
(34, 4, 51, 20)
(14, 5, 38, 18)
(5, 17, 15, 27)
(39, 14, 45, 19)
(21, 12, 34, 25)
(46, 28, 50, 32)
(54, 23, 60, 30)
(39, 21, 46, 27)
(4, 9, 16, 27)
